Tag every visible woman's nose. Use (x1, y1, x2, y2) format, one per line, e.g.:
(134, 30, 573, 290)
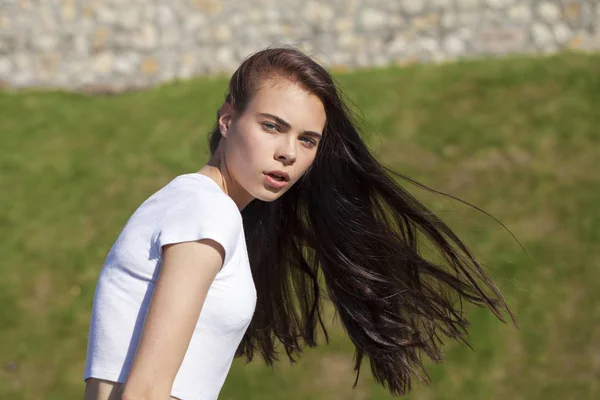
(275, 137, 297, 164)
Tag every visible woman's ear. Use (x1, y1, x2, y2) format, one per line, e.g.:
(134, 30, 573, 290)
(218, 102, 234, 138)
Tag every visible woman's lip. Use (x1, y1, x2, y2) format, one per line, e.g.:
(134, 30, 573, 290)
(264, 173, 288, 189)
(265, 170, 290, 181)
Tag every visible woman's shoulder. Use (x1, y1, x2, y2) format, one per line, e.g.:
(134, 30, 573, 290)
(158, 173, 241, 224)
(151, 174, 243, 263)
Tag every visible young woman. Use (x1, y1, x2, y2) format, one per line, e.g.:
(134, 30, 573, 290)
(83, 47, 516, 400)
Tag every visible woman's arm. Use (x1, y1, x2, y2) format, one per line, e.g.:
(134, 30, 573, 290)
(121, 239, 225, 400)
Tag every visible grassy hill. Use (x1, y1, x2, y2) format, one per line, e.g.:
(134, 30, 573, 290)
(1, 52, 599, 399)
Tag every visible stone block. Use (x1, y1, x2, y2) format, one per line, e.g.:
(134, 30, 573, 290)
(91, 26, 111, 52)
(430, 0, 453, 10)
(185, 15, 206, 33)
(443, 36, 466, 55)
(403, 0, 426, 15)
(441, 13, 457, 28)
(61, 0, 77, 21)
(114, 52, 139, 75)
(531, 23, 555, 48)
(161, 27, 180, 47)
(553, 23, 572, 43)
(74, 35, 89, 55)
(485, 0, 517, 9)
(209, 47, 236, 72)
(38, 6, 58, 30)
(334, 18, 354, 33)
(387, 34, 408, 55)
(303, 2, 334, 23)
(413, 14, 441, 31)
(458, 12, 480, 25)
(567, 32, 585, 49)
(214, 25, 232, 43)
(34, 52, 60, 80)
(456, 0, 480, 11)
(0, 13, 12, 31)
(538, 2, 561, 23)
(507, 4, 532, 23)
(473, 25, 528, 53)
(157, 5, 177, 28)
(0, 57, 12, 76)
(32, 35, 58, 51)
(92, 52, 115, 75)
(140, 57, 159, 76)
(564, 3, 581, 22)
(339, 33, 365, 52)
(189, 0, 222, 15)
(416, 37, 440, 53)
(134, 24, 157, 50)
(358, 8, 387, 30)
(117, 8, 141, 30)
(96, 6, 117, 24)
(179, 52, 197, 79)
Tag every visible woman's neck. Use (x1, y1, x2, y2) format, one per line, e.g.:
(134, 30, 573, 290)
(197, 150, 254, 211)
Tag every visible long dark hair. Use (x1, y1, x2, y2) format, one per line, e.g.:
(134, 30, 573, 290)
(208, 47, 518, 396)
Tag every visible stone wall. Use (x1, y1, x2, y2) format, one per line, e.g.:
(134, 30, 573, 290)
(0, 0, 598, 92)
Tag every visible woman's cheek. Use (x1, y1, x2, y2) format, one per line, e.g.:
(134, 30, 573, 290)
(241, 128, 266, 164)
(231, 127, 260, 178)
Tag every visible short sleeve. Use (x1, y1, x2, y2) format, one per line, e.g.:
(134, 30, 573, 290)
(155, 192, 242, 268)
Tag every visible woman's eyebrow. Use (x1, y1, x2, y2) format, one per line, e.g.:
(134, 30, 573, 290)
(257, 112, 290, 128)
(256, 112, 322, 138)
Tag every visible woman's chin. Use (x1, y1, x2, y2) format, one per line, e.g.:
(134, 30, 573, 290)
(256, 192, 283, 202)
(254, 186, 287, 202)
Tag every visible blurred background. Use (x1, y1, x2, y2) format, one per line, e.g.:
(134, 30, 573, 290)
(1, 0, 599, 399)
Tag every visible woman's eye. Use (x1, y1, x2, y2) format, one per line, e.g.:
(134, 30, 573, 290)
(300, 137, 317, 146)
(262, 122, 278, 131)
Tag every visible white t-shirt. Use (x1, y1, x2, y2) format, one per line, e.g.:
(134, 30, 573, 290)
(83, 173, 257, 400)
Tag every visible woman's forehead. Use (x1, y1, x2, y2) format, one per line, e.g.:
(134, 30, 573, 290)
(247, 80, 326, 129)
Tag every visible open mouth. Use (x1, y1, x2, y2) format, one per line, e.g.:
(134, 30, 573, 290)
(267, 173, 287, 182)
(264, 172, 290, 188)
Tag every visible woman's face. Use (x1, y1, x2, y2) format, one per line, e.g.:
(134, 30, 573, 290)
(219, 78, 326, 204)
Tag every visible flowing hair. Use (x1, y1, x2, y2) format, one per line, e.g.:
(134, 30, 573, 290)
(208, 47, 518, 396)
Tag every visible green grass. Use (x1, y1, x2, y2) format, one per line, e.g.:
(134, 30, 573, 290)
(1, 51, 599, 399)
